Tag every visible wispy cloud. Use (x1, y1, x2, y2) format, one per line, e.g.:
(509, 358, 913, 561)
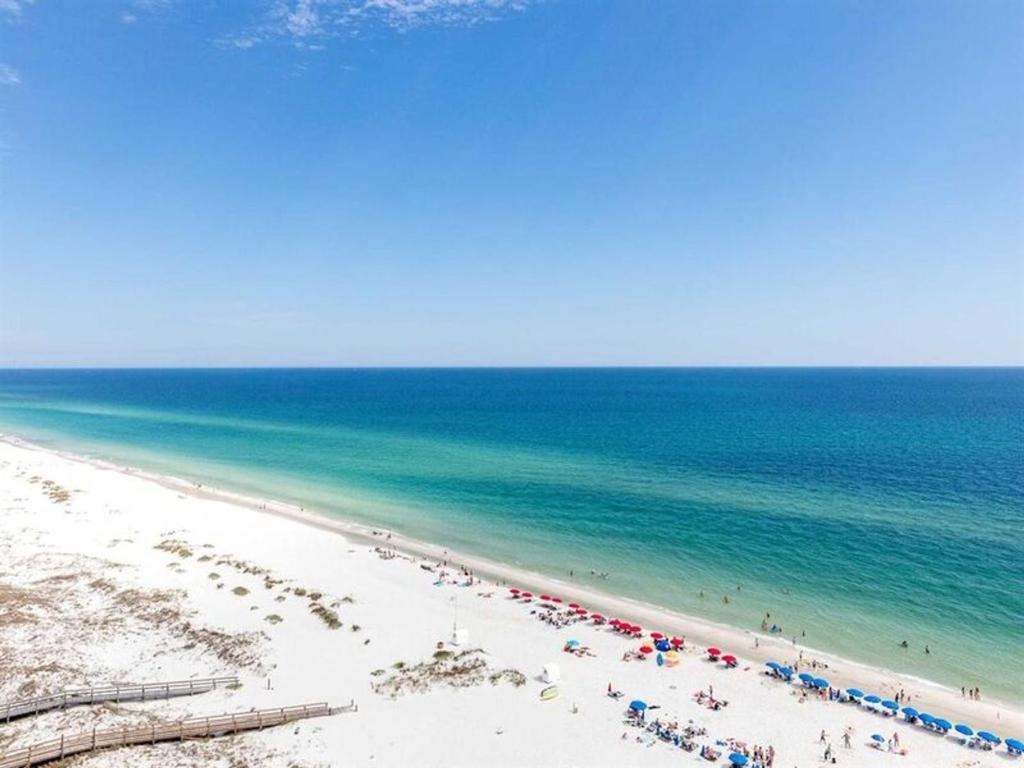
(220, 0, 531, 50)
(0, 63, 20, 86)
(121, 0, 173, 24)
(0, 0, 33, 19)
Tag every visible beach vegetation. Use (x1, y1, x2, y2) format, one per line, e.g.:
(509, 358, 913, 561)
(232, 586, 249, 596)
(310, 603, 341, 629)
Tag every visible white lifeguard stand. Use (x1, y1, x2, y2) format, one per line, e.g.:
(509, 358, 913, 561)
(542, 663, 561, 684)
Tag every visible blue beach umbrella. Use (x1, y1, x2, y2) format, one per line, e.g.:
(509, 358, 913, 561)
(813, 678, 829, 689)
(846, 688, 864, 698)
(881, 700, 898, 710)
(918, 713, 935, 725)
(728, 753, 748, 766)
(955, 724, 974, 737)
(934, 719, 952, 731)
(629, 700, 647, 711)
(655, 639, 670, 652)
(779, 666, 794, 678)
(871, 734, 885, 743)
(566, 639, 580, 648)
(901, 707, 919, 719)
(977, 731, 1000, 744)
(798, 672, 815, 684)
(766, 661, 780, 670)
(1008, 738, 1024, 753)
(864, 695, 881, 704)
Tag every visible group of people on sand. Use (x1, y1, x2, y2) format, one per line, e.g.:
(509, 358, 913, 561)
(693, 685, 729, 711)
(961, 686, 982, 701)
(622, 709, 708, 754)
(727, 740, 775, 768)
(531, 604, 589, 630)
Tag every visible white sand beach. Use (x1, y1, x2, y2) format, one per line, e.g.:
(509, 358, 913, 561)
(1, 436, 1020, 768)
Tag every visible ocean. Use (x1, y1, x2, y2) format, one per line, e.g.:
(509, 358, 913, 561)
(0, 368, 1020, 702)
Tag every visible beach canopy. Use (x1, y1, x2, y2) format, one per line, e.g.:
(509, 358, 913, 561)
(814, 678, 829, 689)
(955, 724, 974, 736)
(864, 695, 881, 704)
(799, 673, 815, 683)
(871, 734, 885, 743)
(629, 700, 647, 711)
(933, 719, 952, 731)
(901, 707, 919, 718)
(846, 688, 864, 698)
(707, 647, 722, 656)
(978, 731, 1000, 744)
(1007, 739, 1024, 752)
(728, 753, 748, 766)
(881, 700, 898, 710)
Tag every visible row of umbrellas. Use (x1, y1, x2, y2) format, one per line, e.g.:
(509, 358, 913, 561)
(844, 688, 1021, 753)
(708, 647, 739, 667)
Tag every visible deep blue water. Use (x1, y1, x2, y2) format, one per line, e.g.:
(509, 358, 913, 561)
(0, 368, 1021, 700)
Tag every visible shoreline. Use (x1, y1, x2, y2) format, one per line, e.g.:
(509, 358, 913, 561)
(2, 431, 1021, 736)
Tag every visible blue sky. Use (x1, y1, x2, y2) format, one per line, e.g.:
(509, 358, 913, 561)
(0, 0, 1021, 366)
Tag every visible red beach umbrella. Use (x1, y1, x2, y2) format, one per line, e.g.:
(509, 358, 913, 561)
(609, 619, 621, 626)
(569, 603, 580, 609)
(722, 654, 737, 664)
(552, 598, 563, 604)
(522, 592, 533, 599)
(707, 647, 721, 657)
(639, 645, 654, 654)
(591, 613, 604, 621)
(670, 637, 684, 647)
(540, 595, 551, 601)
(632, 626, 643, 635)
(650, 632, 664, 640)
(510, 588, 520, 595)
(575, 608, 588, 615)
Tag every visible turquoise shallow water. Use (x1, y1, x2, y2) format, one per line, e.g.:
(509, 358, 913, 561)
(0, 368, 1020, 701)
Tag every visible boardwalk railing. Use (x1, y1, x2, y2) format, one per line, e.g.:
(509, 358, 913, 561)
(1, 678, 239, 724)
(0, 702, 332, 768)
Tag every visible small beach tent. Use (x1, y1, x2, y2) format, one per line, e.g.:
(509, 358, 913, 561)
(452, 627, 469, 646)
(728, 753, 748, 766)
(955, 725, 974, 737)
(664, 650, 680, 667)
(977, 731, 1000, 744)
(542, 663, 561, 684)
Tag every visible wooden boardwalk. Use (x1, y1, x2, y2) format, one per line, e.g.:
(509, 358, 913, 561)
(0, 678, 239, 724)
(0, 702, 333, 768)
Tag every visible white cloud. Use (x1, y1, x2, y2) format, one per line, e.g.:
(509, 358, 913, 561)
(220, 0, 531, 49)
(0, 0, 34, 19)
(0, 64, 20, 86)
